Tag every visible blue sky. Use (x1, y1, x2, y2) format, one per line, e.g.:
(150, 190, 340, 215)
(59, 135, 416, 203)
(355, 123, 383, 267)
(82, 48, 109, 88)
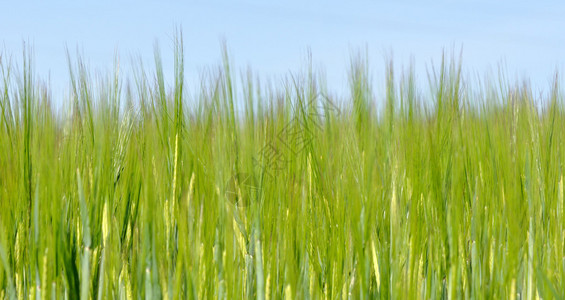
(1, 1, 564, 101)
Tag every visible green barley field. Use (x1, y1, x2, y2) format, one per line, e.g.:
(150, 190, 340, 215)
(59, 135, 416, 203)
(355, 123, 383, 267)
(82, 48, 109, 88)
(1, 39, 565, 299)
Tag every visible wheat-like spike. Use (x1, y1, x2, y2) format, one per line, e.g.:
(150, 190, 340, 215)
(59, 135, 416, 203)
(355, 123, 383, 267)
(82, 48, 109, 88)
(102, 201, 109, 246)
(41, 249, 48, 300)
(172, 133, 179, 201)
(265, 272, 271, 300)
(371, 238, 380, 291)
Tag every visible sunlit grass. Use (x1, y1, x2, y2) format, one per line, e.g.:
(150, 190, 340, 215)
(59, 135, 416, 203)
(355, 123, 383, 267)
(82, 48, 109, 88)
(1, 37, 565, 299)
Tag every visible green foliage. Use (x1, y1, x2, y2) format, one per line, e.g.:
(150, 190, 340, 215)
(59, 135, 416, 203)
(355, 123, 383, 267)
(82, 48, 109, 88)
(1, 41, 565, 299)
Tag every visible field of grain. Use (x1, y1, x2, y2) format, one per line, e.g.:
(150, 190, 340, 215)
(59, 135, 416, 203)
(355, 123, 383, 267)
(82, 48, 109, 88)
(1, 39, 565, 299)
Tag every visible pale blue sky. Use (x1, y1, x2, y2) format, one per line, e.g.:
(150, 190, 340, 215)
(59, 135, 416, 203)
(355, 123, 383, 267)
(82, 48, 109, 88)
(1, 1, 564, 101)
